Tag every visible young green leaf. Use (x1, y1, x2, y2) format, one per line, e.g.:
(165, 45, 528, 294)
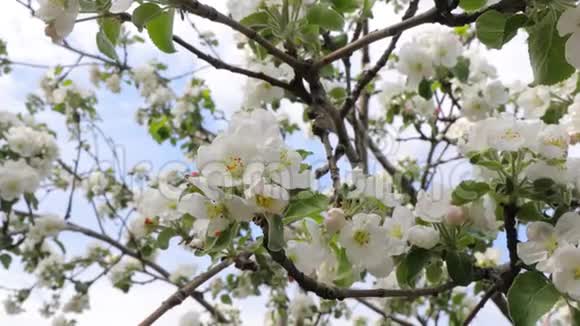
(146, 9, 177, 54)
(132, 3, 163, 30)
(307, 5, 345, 31)
(507, 271, 561, 326)
(396, 248, 430, 287)
(96, 30, 118, 60)
(445, 252, 474, 286)
(101, 17, 121, 45)
(528, 11, 574, 85)
(157, 228, 176, 250)
(267, 215, 285, 252)
(451, 181, 490, 206)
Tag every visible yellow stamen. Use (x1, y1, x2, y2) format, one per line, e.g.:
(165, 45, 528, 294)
(353, 230, 370, 246)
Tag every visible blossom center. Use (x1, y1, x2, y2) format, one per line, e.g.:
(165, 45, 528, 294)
(501, 129, 521, 141)
(389, 225, 404, 239)
(353, 230, 370, 246)
(205, 202, 226, 219)
(575, 267, 580, 280)
(225, 156, 244, 178)
(543, 137, 567, 150)
(256, 195, 274, 209)
(544, 236, 559, 255)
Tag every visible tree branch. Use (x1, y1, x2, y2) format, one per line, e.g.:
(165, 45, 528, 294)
(262, 226, 483, 300)
(62, 223, 229, 322)
(462, 284, 500, 325)
(340, 0, 420, 118)
(315, 0, 526, 68)
(172, 0, 306, 70)
(356, 298, 416, 326)
(138, 259, 233, 326)
(172, 35, 298, 95)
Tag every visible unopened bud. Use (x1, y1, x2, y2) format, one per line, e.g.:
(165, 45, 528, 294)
(189, 239, 203, 249)
(325, 208, 346, 233)
(445, 206, 466, 225)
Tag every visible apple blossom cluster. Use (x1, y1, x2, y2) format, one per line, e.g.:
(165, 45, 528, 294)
(36, 0, 132, 41)
(0, 111, 58, 202)
(178, 108, 311, 238)
(385, 28, 509, 121)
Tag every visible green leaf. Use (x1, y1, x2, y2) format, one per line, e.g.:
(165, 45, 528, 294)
(459, 0, 486, 12)
(96, 30, 118, 60)
(157, 228, 176, 250)
(307, 5, 345, 31)
(132, 3, 163, 30)
(426, 260, 443, 283)
(148, 116, 171, 143)
(528, 11, 574, 85)
(0, 254, 11, 269)
(220, 294, 232, 305)
(396, 248, 430, 287)
(201, 222, 239, 254)
(331, 0, 360, 13)
(571, 306, 580, 325)
(517, 202, 546, 222)
(418, 79, 433, 100)
(542, 102, 568, 124)
(451, 181, 490, 206)
(146, 9, 176, 54)
(476, 10, 508, 49)
(101, 17, 121, 45)
(181, 214, 194, 230)
(504, 14, 528, 44)
(451, 57, 470, 83)
(333, 247, 356, 287)
(507, 271, 561, 326)
(239, 11, 270, 28)
(267, 215, 285, 252)
(445, 252, 474, 286)
(283, 191, 328, 224)
(476, 11, 528, 49)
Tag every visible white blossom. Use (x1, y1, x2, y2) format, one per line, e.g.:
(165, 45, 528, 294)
(405, 95, 435, 117)
(339, 213, 393, 277)
(106, 74, 121, 93)
(289, 293, 315, 320)
(37, 0, 79, 42)
(109, 0, 133, 13)
(407, 225, 439, 249)
(557, 6, 580, 69)
(552, 246, 580, 300)
(517, 212, 580, 272)
(179, 310, 201, 326)
(383, 206, 415, 255)
(170, 264, 198, 284)
(0, 159, 41, 201)
(63, 293, 90, 313)
(178, 177, 256, 237)
(474, 248, 500, 268)
(28, 214, 65, 242)
(415, 189, 452, 223)
(517, 86, 551, 119)
(396, 43, 434, 88)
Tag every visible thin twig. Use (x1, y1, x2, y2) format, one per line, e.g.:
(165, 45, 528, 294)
(463, 285, 500, 325)
(138, 259, 233, 326)
(356, 298, 416, 326)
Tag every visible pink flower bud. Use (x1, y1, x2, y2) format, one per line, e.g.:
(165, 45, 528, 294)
(445, 206, 466, 225)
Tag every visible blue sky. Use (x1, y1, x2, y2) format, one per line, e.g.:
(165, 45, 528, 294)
(0, 0, 536, 325)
